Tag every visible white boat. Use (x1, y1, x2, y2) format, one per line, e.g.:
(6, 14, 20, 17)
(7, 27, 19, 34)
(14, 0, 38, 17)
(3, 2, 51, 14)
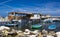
(44, 19, 53, 23)
(44, 18, 60, 23)
(5, 24, 18, 27)
(5, 20, 18, 27)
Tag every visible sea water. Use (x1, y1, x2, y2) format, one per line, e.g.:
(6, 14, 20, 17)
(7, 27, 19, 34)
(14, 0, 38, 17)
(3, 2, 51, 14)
(0, 21, 60, 31)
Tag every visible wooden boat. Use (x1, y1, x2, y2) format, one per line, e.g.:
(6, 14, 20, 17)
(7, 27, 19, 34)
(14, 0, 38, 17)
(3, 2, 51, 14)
(31, 24, 42, 29)
(48, 24, 56, 30)
(5, 20, 18, 27)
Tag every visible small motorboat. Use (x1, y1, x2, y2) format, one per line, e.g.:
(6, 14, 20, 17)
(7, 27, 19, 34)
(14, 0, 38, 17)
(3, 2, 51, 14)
(44, 19, 53, 23)
(48, 24, 56, 30)
(5, 20, 18, 27)
(5, 24, 18, 27)
(31, 24, 42, 29)
(53, 20, 60, 22)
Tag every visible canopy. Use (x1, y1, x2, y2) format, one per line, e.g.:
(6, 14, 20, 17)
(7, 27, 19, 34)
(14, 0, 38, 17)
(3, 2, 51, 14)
(56, 32, 60, 37)
(0, 26, 10, 30)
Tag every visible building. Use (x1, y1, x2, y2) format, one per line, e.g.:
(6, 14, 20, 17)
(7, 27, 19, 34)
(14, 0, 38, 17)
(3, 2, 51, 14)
(8, 12, 42, 29)
(8, 12, 42, 20)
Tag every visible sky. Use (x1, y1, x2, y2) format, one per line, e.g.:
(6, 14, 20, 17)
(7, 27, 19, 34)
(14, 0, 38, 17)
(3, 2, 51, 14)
(0, 0, 60, 17)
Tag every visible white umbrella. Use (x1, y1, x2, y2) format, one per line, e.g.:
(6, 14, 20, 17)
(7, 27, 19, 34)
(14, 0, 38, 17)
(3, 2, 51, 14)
(0, 26, 10, 30)
(24, 29, 30, 35)
(56, 32, 60, 37)
(47, 35, 54, 37)
(25, 29, 30, 32)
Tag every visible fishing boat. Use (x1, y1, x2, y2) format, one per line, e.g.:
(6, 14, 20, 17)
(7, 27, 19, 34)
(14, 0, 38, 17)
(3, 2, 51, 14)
(5, 20, 18, 27)
(44, 20, 52, 23)
(53, 20, 60, 22)
(31, 24, 42, 29)
(48, 24, 56, 30)
(5, 24, 18, 27)
(44, 19, 53, 23)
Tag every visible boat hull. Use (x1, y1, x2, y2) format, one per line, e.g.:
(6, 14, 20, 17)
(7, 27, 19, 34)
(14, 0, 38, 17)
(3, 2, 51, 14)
(5, 24, 18, 27)
(31, 24, 42, 29)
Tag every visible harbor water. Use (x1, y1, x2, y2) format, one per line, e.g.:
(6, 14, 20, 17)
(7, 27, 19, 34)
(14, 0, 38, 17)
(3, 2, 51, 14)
(0, 21, 60, 31)
(42, 22, 60, 31)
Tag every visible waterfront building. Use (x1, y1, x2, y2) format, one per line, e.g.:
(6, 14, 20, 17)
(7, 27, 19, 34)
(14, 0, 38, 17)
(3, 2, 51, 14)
(8, 12, 42, 29)
(30, 13, 40, 19)
(0, 16, 9, 22)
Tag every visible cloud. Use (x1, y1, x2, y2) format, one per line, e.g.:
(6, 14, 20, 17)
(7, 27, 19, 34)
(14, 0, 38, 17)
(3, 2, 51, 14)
(56, 9, 60, 12)
(0, 0, 12, 5)
(0, 1, 60, 16)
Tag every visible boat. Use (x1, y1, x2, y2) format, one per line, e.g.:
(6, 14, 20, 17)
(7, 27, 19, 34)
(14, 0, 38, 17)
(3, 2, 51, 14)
(31, 24, 42, 29)
(48, 24, 56, 30)
(53, 20, 60, 22)
(5, 24, 18, 27)
(5, 20, 18, 27)
(43, 18, 53, 23)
